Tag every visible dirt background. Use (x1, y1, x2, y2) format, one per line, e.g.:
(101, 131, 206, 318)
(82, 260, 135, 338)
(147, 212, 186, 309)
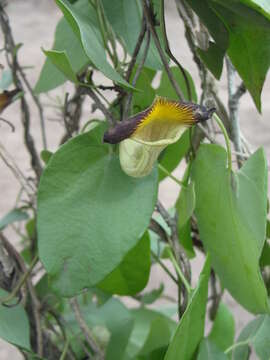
(0, 0, 269, 358)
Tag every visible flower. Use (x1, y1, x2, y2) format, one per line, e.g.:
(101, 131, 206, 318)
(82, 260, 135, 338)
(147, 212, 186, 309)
(103, 97, 215, 177)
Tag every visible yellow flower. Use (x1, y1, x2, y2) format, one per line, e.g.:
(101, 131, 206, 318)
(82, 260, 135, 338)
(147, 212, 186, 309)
(104, 97, 215, 177)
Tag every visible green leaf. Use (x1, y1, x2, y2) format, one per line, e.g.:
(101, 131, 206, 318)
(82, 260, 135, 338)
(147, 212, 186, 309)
(0, 69, 13, 90)
(209, 2, 270, 111)
(197, 339, 228, 360)
(192, 145, 269, 313)
(260, 241, 270, 266)
(101, 0, 163, 70)
(212, 0, 270, 25)
(208, 303, 235, 352)
(42, 49, 78, 84)
(0, 289, 31, 350)
(267, 220, 270, 238)
(176, 182, 195, 228)
(156, 66, 197, 102)
(132, 67, 156, 112)
(125, 308, 176, 358)
(233, 315, 270, 360)
(197, 41, 225, 79)
(178, 219, 196, 259)
(158, 130, 190, 182)
(55, 0, 132, 88)
(37, 125, 158, 296)
(164, 255, 211, 360)
(0, 208, 29, 230)
(98, 232, 151, 295)
(34, 11, 89, 93)
(140, 284, 164, 305)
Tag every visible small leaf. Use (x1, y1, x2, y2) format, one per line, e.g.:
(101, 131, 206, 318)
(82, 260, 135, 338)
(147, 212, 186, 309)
(37, 125, 158, 296)
(98, 232, 151, 295)
(140, 283, 164, 305)
(233, 315, 270, 360)
(55, 0, 132, 88)
(40, 150, 53, 165)
(192, 145, 269, 313)
(0, 208, 29, 230)
(208, 303, 235, 352)
(42, 49, 78, 84)
(164, 255, 211, 360)
(0, 289, 31, 350)
(197, 339, 228, 360)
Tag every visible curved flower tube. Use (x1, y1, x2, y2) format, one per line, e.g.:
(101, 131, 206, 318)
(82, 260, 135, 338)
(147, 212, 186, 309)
(104, 97, 215, 177)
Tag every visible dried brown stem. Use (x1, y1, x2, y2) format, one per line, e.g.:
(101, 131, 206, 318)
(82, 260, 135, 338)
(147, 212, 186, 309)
(70, 298, 104, 359)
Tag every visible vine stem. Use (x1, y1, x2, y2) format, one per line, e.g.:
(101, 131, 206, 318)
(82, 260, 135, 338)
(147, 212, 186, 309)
(213, 113, 232, 172)
(167, 247, 192, 295)
(59, 338, 70, 360)
(0, 254, 38, 305)
(151, 250, 178, 284)
(158, 164, 186, 188)
(224, 339, 250, 354)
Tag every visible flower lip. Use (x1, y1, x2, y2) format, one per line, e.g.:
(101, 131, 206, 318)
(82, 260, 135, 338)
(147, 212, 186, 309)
(103, 97, 215, 144)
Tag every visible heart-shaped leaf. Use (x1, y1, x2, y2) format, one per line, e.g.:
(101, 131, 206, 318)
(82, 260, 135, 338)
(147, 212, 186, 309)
(37, 125, 158, 296)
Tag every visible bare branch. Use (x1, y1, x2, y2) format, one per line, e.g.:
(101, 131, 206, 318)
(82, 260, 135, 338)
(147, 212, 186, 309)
(142, 0, 185, 101)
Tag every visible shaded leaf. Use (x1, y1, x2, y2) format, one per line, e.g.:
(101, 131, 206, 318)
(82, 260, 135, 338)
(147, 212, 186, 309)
(178, 219, 196, 258)
(210, 2, 270, 111)
(56, 0, 131, 88)
(0, 208, 29, 230)
(197, 339, 228, 360)
(132, 67, 156, 112)
(37, 125, 158, 296)
(197, 41, 225, 79)
(192, 145, 269, 313)
(156, 66, 197, 102)
(42, 49, 78, 83)
(158, 130, 190, 182)
(0, 289, 31, 350)
(164, 255, 211, 360)
(102, 0, 163, 70)
(186, 0, 229, 50)
(98, 232, 151, 295)
(125, 308, 176, 358)
(208, 303, 235, 352)
(176, 182, 195, 228)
